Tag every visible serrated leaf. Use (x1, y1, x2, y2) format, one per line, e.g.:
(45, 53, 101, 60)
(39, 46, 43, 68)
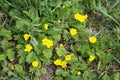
(55, 68, 64, 76)
(0, 28, 12, 40)
(17, 50, 26, 64)
(16, 44, 24, 50)
(66, 75, 81, 80)
(62, 71, 70, 77)
(0, 54, 6, 60)
(1, 40, 11, 50)
(26, 52, 37, 63)
(56, 47, 67, 56)
(34, 77, 39, 80)
(15, 19, 31, 32)
(40, 67, 46, 74)
(96, 51, 105, 59)
(30, 37, 38, 49)
(15, 64, 25, 76)
(54, 76, 63, 80)
(29, 66, 36, 72)
(7, 49, 14, 61)
(81, 45, 91, 57)
(43, 49, 52, 59)
(58, 6, 70, 19)
(114, 73, 120, 80)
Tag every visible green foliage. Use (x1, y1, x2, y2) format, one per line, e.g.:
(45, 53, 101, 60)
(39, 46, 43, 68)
(0, 0, 120, 80)
(0, 28, 12, 40)
(0, 54, 6, 60)
(114, 73, 120, 80)
(66, 75, 81, 80)
(14, 64, 25, 76)
(6, 49, 14, 61)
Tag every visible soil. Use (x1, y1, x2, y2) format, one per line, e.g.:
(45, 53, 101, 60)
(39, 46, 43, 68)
(39, 64, 56, 80)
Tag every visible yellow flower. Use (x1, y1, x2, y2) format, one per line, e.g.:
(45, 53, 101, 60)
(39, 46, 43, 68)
(46, 40, 53, 48)
(59, 43, 63, 47)
(42, 38, 53, 48)
(89, 55, 95, 62)
(65, 54, 71, 61)
(89, 36, 97, 43)
(24, 44, 33, 52)
(44, 24, 48, 30)
(70, 28, 77, 36)
(32, 61, 39, 67)
(77, 71, 81, 75)
(61, 61, 67, 68)
(23, 34, 30, 40)
(42, 38, 48, 45)
(54, 59, 61, 66)
(74, 13, 88, 23)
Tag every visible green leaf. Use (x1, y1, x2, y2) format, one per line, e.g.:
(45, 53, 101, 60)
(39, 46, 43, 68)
(96, 6, 120, 25)
(15, 19, 31, 32)
(70, 69, 77, 75)
(0, 0, 9, 11)
(102, 75, 110, 80)
(54, 76, 63, 80)
(26, 52, 35, 63)
(58, 5, 70, 19)
(7, 49, 14, 61)
(17, 50, 26, 64)
(43, 49, 52, 59)
(55, 68, 64, 76)
(34, 77, 39, 80)
(48, 27, 62, 41)
(66, 75, 81, 80)
(103, 54, 113, 64)
(56, 47, 67, 56)
(1, 40, 11, 50)
(114, 73, 120, 80)
(35, 69, 41, 76)
(82, 70, 90, 78)
(16, 44, 24, 50)
(40, 67, 46, 74)
(62, 71, 70, 77)
(30, 37, 38, 49)
(63, 29, 70, 41)
(81, 45, 90, 57)
(79, 63, 87, 70)
(70, 45, 77, 54)
(96, 51, 105, 59)
(23, 7, 39, 22)
(0, 28, 12, 40)
(29, 66, 36, 72)
(0, 54, 6, 60)
(9, 9, 21, 19)
(15, 64, 25, 76)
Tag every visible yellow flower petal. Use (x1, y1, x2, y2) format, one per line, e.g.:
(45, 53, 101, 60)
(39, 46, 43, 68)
(32, 61, 39, 67)
(89, 36, 97, 43)
(70, 28, 77, 36)
(44, 24, 48, 30)
(24, 34, 30, 40)
(89, 55, 95, 61)
(61, 61, 67, 68)
(77, 71, 81, 75)
(65, 54, 71, 61)
(42, 38, 53, 48)
(24, 44, 33, 52)
(59, 43, 63, 47)
(54, 59, 61, 65)
(74, 13, 88, 23)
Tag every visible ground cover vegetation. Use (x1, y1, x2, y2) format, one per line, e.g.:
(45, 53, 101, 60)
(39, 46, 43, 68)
(0, 0, 120, 80)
